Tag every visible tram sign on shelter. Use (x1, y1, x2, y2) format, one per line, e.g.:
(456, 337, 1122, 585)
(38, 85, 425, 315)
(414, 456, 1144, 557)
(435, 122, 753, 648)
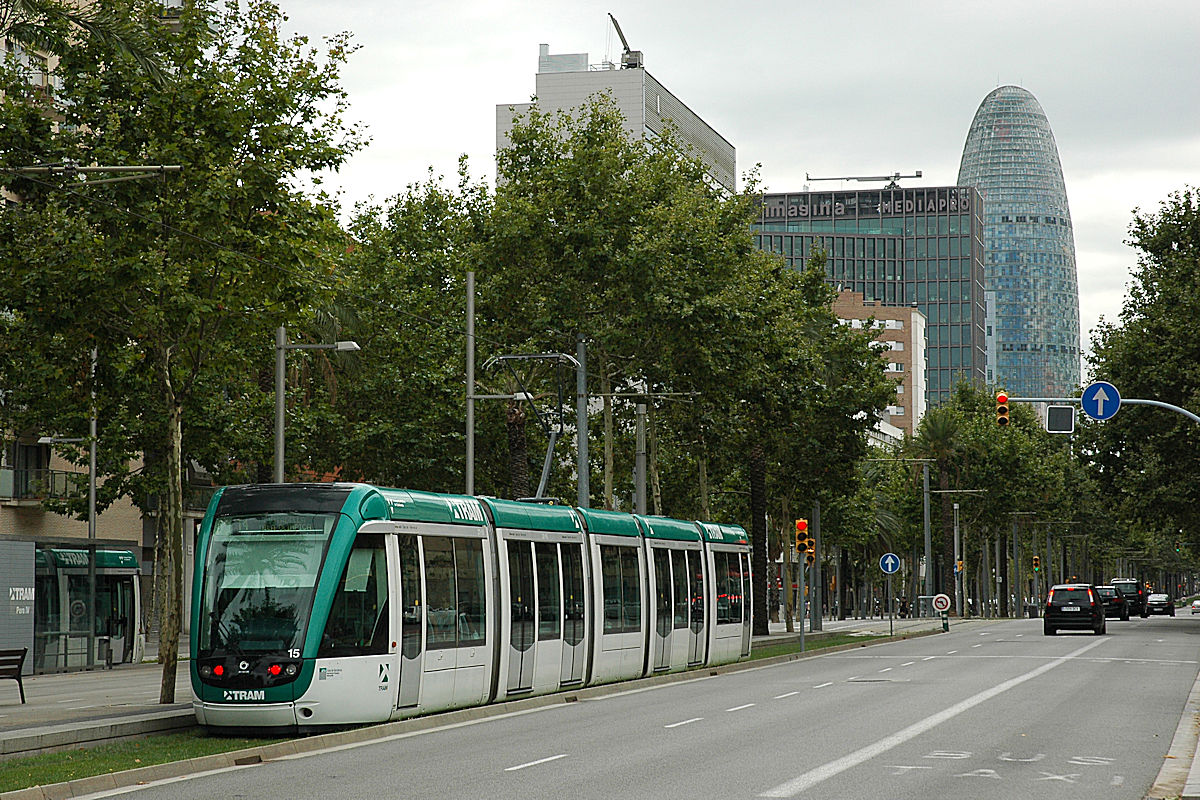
(1081, 381, 1120, 421)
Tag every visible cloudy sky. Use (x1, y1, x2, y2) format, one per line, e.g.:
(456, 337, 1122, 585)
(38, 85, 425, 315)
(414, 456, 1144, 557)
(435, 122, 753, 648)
(280, 0, 1200, 363)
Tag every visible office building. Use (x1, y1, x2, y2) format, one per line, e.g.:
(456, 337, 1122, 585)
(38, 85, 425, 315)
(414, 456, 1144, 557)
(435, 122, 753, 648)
(957, 85, 1081, 396)
(497, 43, 735, 191)
(754, 186, 987, 409)
(832, 290, 927, 435)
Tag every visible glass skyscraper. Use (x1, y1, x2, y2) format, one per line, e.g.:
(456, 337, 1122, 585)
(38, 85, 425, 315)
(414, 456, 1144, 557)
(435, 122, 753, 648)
(957, 85, 1081, 397)
(753, 186, 987, 410)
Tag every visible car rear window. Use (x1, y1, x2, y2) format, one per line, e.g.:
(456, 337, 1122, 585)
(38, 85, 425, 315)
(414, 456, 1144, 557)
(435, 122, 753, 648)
(1096, 587, 1117, 597)
(1113, 584, 1140, 596)
(1052, 588, 1091, 603)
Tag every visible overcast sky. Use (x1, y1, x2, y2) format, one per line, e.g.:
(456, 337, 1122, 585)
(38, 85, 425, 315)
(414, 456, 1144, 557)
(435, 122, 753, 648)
(280, 0, 1200, 364)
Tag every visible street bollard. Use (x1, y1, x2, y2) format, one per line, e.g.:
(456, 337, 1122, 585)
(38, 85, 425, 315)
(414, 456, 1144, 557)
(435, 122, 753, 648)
(941, 611, 949, 632)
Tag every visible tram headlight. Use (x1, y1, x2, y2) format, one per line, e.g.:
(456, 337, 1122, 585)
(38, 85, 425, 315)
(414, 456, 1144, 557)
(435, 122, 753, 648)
(199, 665, 213, 678)
(285, 664, 299, 677)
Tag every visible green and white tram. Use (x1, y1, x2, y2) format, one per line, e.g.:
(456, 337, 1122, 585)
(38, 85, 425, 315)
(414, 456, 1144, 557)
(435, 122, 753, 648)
(190, 483, 751, 731)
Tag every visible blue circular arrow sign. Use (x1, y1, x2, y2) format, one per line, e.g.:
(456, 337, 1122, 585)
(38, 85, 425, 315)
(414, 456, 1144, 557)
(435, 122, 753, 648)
(879, 552, 900, 574)
(1081, 380, 1120, 421)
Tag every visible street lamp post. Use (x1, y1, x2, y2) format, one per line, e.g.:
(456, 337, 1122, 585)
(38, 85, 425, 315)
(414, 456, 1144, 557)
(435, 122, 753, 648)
(274, 326, 360, 483)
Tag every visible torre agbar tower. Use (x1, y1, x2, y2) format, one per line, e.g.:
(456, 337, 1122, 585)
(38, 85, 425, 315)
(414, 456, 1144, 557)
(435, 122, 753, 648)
(957, 85, 1081, 398)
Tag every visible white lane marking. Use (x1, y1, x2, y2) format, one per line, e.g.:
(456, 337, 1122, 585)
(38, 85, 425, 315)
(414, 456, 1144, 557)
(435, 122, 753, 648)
(922, 656, 936, 661)
(665, 717, 703, 729)
(1016, 633, 1023, 637)
(505, 754, 568, 772)
(758, 637, 1108, 797)
(727, 703, 756, 712)
(878, 668, 893, 673)
(1111, 775, 1125, 786)
(946, 650, 958, 655)
(56, 698, 84, 704)
(813, 682, 833, 689)
(972, 644, 983, 648)
(901, 662, 915, 667)
(775, 691, 800, 699)
(847, 676, 860, 681)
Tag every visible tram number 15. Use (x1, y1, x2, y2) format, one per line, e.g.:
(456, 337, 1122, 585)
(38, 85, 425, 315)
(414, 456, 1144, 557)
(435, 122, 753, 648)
(289, 649, 301, 659)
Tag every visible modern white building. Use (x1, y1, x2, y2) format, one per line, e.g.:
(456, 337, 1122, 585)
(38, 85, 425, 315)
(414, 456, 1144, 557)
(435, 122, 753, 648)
(497, 42, 735, 192)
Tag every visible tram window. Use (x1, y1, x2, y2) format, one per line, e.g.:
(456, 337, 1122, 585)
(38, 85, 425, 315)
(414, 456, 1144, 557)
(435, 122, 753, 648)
(535, 543, 561, 641)
(456, 538, 486, 648)
(399, 535, 421, 659)
(424, 537, 458, 650)
(726, 553, 744, 623)
(714, 552, 734, 625)
(671, 551, 689, 629)
(740, 554, 752, 625)
(620, 547, 641, 631)
(600, 545, 641, 634)
(318, 534, 388, 658)
(509, 543, 535, 651)
(654, 549, 672, 637)
(562, 545, 585, 646)
(688, 551, 705, 632)
(601, 546, 622, 633)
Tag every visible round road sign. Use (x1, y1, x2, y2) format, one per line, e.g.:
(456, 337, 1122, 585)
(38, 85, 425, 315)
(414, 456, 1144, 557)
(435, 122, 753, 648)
(932, 593, 951, 613)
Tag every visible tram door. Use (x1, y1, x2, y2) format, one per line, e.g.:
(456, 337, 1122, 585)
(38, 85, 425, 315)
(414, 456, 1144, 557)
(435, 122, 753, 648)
(687, 550, 706, 665)
(652, 548, 672, 671)
(740, 552, 752, 657)
(507, 543, 536, 693)
(397, 534, 423, 708)
(560, 543, 586, 684)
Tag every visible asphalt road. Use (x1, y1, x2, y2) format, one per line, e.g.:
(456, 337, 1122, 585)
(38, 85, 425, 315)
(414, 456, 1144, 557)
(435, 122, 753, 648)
(81, 615, 1200, 800)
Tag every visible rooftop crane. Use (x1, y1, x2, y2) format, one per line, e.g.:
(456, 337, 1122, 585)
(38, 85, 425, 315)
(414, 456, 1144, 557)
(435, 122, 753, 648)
(805, 171, 922, 189)
(607, 13, 643, 69)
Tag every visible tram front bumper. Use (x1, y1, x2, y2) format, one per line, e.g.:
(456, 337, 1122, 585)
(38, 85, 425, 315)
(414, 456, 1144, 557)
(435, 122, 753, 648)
(193, 698, 297, 728)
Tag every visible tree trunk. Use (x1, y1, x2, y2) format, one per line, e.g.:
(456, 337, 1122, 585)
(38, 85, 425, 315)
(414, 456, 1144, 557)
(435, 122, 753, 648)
(158, 351, 184, 704)
(749, 439, 768, 636)
(506, 399, 530, 499)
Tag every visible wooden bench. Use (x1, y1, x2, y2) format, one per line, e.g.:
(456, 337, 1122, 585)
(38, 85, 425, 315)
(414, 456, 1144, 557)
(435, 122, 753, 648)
(0, 648, 27, 704)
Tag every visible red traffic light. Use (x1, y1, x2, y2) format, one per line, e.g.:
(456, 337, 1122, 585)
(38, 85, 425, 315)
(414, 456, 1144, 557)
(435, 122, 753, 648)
(795, 519, 808, 533)
(996, 392, 1008, 405)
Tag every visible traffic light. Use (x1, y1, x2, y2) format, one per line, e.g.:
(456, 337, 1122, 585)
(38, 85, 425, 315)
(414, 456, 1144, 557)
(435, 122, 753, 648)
(795, 519, 808, 551)
(805, 537, 816, 567)
(1032, 556, 1041, 572)
(996, 391, 1010, 427)
(956, 559, 964, 575)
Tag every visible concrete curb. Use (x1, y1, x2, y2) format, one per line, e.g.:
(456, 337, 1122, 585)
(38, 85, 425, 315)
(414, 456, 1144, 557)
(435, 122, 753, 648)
(0, 626, 952, 799)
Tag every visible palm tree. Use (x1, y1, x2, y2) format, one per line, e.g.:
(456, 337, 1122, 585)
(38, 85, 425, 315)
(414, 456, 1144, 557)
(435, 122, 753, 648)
(912, 407, 962, 600)
(1, 0, 167, 88)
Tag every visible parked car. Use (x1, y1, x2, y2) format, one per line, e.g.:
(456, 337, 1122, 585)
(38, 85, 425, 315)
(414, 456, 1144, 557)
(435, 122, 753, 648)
(1095, 585, 1129, 620)
(1191, 599, 1200, 615)
(1145, 592, 1175, 616)
(1044, 584, 1106, 636)
(1111, 579, 1147, 617)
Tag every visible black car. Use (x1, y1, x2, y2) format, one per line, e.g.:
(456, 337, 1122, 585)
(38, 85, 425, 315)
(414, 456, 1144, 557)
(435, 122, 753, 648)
(1095, 585, 1129, 620)
(1111, 579, 1146, 617)
(1145, 592, 1175, 616)
(1044, 583, 1106, 636)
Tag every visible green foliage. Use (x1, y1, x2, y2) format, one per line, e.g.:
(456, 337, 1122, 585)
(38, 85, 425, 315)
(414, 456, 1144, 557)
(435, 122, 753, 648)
(1084, 186, 1200, 549)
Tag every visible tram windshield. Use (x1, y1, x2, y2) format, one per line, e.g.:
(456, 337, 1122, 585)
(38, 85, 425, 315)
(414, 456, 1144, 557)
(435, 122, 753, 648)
(198, 511, 338, 657)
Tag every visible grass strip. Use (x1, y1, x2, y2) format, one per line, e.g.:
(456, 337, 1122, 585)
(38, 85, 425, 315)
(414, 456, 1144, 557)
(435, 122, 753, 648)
(0, 730, 286, 793)
(748, 633, 888, 660)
